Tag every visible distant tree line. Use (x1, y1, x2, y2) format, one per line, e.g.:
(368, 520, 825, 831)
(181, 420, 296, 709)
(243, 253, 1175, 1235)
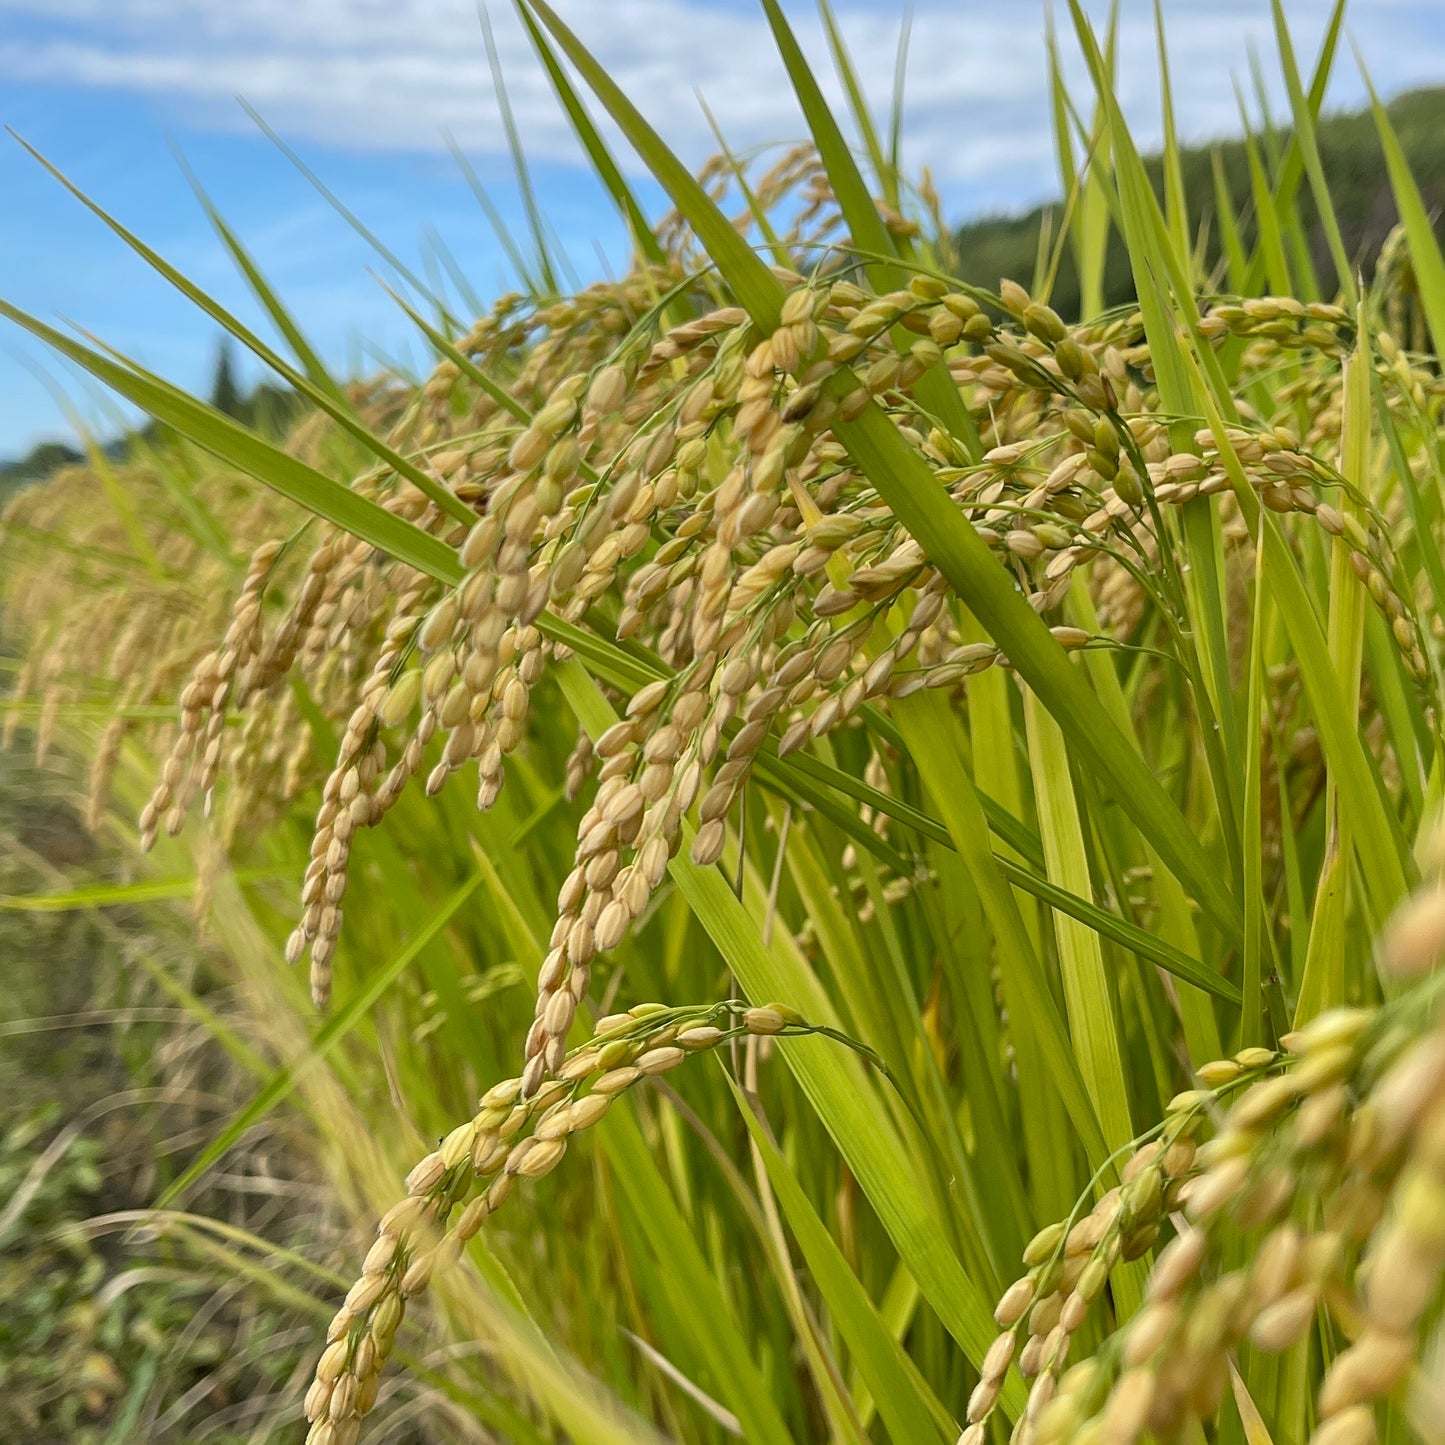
(0, 340, 304, 501)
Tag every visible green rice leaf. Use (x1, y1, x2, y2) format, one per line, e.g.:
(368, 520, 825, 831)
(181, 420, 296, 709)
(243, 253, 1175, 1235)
(0, 300, 465, 588)
(1268, 0, 1355, 306)
(8, 135, 474, 526)
(177, 154, 346, 405)
(728, 1076, 956, 1444)
(1362, 60, 1445, 360)
(1, 870, 279, 912)
(514, 4, 665, 267)
(816, 0, 894, 206)
(154, 870, 488, 1207)
(1023, 692, 1134, 1155)
(604, 1102, 798, 1445)
(480, 2, 559, 296)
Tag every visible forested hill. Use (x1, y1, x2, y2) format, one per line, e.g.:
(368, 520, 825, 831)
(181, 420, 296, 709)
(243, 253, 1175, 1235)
(953, 86, 1445, 316)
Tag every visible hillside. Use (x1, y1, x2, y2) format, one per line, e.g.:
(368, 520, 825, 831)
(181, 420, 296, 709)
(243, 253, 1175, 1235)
(954, 85, 1445, 315)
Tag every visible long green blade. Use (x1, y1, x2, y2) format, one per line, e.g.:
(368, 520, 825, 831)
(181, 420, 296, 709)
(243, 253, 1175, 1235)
(155, 871, 487, 1206)
(10, 136, 473, 526)
(729, 1077, 955, 1444)
(0, 300, 464, 586)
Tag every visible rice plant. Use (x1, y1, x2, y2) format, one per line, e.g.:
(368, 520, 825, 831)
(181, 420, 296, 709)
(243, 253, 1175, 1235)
(6, 2, 1445, 1442)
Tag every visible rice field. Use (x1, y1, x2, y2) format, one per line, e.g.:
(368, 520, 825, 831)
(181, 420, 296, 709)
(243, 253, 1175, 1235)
(6, 3, 1445, 1442)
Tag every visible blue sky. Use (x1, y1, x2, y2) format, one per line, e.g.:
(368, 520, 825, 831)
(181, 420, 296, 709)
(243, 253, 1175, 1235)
(3, 0, 1444, 458)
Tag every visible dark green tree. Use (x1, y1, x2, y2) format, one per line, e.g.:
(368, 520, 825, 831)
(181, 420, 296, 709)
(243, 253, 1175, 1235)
(208, 338, 242, 419)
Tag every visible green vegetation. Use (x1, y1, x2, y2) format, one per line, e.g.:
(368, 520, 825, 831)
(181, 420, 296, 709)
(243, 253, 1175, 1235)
(0, 345, 302, 503)
(6, 5, 1445, 1445)
(0, 440, 84, 496)
(0, 746, 332, 1442)
(954, 84, 1445, 320)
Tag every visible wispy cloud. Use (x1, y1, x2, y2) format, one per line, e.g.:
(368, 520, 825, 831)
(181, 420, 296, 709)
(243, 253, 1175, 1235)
(3, 1, 1443, 211)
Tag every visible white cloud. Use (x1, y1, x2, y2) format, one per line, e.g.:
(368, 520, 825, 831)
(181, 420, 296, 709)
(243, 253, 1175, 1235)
(2, 1, 1444, 212)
